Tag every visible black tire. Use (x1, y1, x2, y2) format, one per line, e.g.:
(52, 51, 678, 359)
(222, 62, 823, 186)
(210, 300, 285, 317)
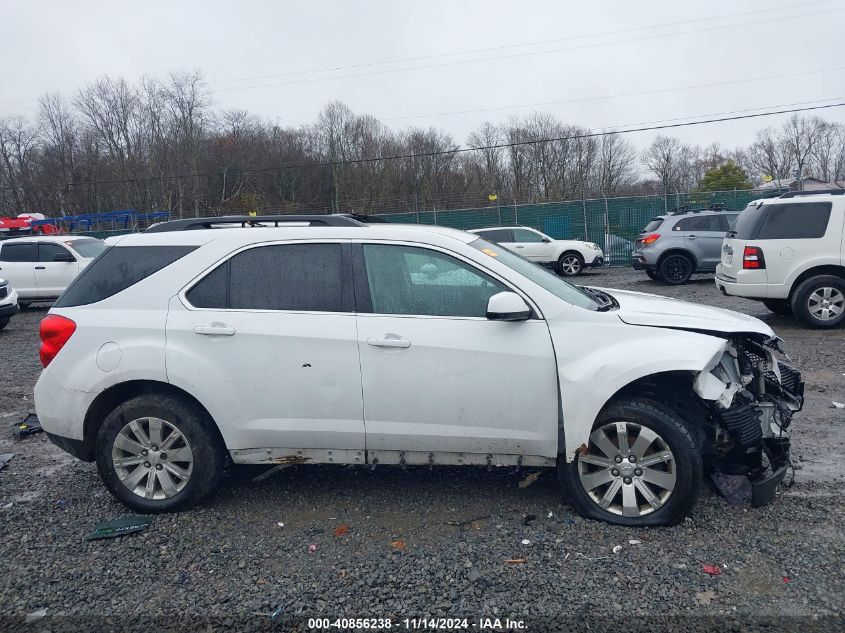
(645, 269, 662, 282)
(95, 392, 225, 513)
(0, 318, 8, 330)
(18, 302, 31, 309)
(659, 253, 694, 285)
(557, 252, 584, 276)
(762, 299, 792, 316)
(558, 397, 702, 526)
(790, 275, 845, 329)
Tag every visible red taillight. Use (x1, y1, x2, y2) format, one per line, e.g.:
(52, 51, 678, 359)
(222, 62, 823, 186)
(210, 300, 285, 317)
(39, 315, 76, 367)
(641, 233, 661, 245)
(743, 246, 766, 270)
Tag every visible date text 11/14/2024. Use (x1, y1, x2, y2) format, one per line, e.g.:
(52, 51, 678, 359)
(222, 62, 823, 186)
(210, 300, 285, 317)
(307, 618, 527, 630)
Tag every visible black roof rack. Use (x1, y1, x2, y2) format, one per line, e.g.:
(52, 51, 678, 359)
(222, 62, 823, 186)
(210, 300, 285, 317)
(144, 214, 365, 233)
(669, 203, 736, 216)
(778, 188, 845, 198)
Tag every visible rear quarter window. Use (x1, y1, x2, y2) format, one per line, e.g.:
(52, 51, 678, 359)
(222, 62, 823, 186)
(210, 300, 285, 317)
(642, 218, 664, 232)
(55, 246, 197, 307)
(756, 202, 832, 239)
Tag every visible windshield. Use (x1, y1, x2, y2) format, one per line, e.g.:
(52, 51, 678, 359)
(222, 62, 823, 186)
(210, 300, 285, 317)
(66, 238, 108, 259)
(470, 238, 599, 311)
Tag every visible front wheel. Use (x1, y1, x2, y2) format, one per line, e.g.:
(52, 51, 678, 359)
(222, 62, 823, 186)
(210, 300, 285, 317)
(790, 275, 845, 329)
(559, 397, 702, 526)
(96, 392, 225, 513)
(557, 252, 584, 276)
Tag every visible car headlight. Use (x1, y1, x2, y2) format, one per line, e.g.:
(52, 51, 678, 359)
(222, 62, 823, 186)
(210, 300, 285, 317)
(587, 243, 601, 251)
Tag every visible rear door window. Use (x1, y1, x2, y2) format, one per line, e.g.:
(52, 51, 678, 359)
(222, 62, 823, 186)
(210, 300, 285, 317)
(756, 202, 832, 239)
(55, 246, 196, 307)
(511, 228, 545, 243)
(476, 228, 514, 243)
(0, 243, 35, 262)
(187, 243, 350, 312)
(673, 216, 723, 232)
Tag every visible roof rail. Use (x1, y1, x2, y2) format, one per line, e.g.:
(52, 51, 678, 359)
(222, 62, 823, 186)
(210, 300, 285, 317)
(144, 214, 365, 233)
(778, 188, 845, 198)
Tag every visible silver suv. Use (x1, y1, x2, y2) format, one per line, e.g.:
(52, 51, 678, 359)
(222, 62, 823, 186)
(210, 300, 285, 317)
(631, 208, 739, 284)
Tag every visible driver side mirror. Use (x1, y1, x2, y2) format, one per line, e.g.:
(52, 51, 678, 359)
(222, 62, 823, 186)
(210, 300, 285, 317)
(486, 292, 531, 321)
(541, 237, 551, 243)
(53, 252, 76, 262)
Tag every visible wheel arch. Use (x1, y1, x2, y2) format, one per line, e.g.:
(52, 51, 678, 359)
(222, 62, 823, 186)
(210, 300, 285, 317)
(83, 380, 225, 460)
(786, 264, 845, 301)
(656, 248, 698, 269)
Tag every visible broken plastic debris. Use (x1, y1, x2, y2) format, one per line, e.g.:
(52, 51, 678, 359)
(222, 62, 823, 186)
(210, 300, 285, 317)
(391, 539, 406, 550)
(0, 453, 14, 471)
(308, 543, 317, 553)
(521, 539, 531, 545)
(702, 564, 722, 575)
(276, 522, 285, 528)
(547, 511, 554, 518)
(783, 576, 791, 583)
(505, 558, 526, 564)
(13, 413, 42, 438)
(333, 523, 349, 537)
(628, 539, 641, 545)
(25, 608, 47, 624)
(831, 401, 845, 409)
(518, 471, 541, 488)
(612, 545, 622, 554)
(86, 516, 152, 540)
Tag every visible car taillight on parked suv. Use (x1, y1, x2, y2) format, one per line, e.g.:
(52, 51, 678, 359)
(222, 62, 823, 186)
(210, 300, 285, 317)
(39, 315, 76, 367)
(641, 233, 661, 245)
(743, 246, 766, 270)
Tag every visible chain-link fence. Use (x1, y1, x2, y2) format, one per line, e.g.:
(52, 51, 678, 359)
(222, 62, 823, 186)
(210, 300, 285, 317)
(376, 189, 775, 265)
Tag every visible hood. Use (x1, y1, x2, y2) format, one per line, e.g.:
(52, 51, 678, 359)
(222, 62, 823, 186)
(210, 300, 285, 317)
(592, 287, 775, 337)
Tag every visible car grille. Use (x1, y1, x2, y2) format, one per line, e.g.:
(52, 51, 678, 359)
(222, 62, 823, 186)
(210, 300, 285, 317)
(0, 285, 7, 300)
(715, 404, 763, 447)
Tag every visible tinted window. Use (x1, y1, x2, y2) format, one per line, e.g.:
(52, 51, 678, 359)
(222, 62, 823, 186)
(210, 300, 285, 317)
(188, 243, 345, 312)
(363, 244, 507, 317)
(55, 246, 196, 307)
(725, 214, 739, 229)
(673, 215, 723, 232)
(0, 243, 34, 262)
(642, 219, 664, 232)
(732, 204, 767, 239)
(38, 243, 73, 262)
(476, 228, 513, 243)
(756, 202, 832, 239)
(67, 238, 107, 259)
(512, 228, 545, 243)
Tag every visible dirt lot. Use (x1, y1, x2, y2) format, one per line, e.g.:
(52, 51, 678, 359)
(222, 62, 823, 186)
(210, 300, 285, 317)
(0, 267, 843, 631)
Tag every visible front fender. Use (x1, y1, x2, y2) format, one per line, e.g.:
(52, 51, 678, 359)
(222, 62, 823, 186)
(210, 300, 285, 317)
(547, 317, 727, 461)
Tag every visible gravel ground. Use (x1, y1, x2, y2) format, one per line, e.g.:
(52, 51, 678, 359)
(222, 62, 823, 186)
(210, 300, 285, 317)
(0, 267, 843, 631)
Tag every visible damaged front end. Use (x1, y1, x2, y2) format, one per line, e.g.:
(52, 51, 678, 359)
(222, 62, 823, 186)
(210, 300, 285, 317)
(693, 334, 804, 507)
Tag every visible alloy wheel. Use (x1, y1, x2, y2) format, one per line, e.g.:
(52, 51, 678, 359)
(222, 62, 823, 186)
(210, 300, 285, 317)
(111, 417, 194, 500)
(807, 287, 844, 322)
(560, 255, 582, 275)
(577, 421, 676, 517)
(662, 256, 691, 284)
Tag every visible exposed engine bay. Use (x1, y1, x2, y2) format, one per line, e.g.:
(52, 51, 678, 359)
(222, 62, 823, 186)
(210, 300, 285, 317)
(693, 333, 804, 506)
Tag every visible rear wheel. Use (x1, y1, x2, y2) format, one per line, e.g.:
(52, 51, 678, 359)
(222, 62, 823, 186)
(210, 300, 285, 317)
(762, 299, 792, 316)
(559, 397, 702, 526)
(659, 254, 694, 285)
(557, 252, 584, 276)
(95, 392, 225, 513)
(791, 275, 845, 329)
(645, 269, 662, 281)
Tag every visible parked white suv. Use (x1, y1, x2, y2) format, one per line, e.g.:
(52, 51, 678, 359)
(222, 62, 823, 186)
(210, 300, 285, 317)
(715, 190, 845, 328)
(34, 215, 803, 526)
(0, 236, 107, 306)
(467, 226, 603, 276)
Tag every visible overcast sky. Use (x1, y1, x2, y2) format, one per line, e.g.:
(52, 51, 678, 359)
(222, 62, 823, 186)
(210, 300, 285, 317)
(1, 0, 844, 151)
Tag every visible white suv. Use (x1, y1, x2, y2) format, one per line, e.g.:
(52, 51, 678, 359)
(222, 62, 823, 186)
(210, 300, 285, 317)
(715, 190, 845, 328)
(467, 226, 603, 276)
(0, 277, 19, 329)
(34, 215, 803, 526)
(0, 236, 107, 306)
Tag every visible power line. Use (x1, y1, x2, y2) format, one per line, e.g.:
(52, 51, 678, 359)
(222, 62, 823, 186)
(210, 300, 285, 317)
(213, 8, 843, 94)
(4, 101, 844, 192)
(207, 0, 833, 86)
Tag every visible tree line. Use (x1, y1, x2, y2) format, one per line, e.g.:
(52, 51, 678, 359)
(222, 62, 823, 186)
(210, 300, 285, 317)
(1, 71, 844, 218)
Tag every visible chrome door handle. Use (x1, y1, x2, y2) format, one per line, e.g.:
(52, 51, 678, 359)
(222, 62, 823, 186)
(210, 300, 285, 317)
(367, 334, 411, 349)
(193, 323, 236, 336)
